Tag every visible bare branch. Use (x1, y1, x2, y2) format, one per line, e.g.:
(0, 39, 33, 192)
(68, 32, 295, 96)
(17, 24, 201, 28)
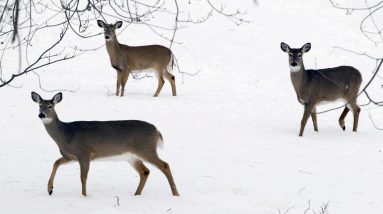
(368, 110, 383, 130)
(315, 58, 383, 114)
(329, 0, 383, 44)
(33, 71, 80, 93)
(1, 0, 248, 88)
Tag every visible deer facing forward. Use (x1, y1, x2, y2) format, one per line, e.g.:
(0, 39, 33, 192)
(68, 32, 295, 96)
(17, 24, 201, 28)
(97, 20, 177, 97)
(280, 42, 362, 136)
(31, 92, 179, 196)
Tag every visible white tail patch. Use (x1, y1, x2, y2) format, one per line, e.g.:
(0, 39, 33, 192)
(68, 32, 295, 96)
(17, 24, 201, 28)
(156, 128, 164, 149)
(157, 138, 164, 149)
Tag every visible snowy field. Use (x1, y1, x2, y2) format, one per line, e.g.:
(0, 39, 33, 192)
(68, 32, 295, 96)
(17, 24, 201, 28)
(1, 0, 383, 213)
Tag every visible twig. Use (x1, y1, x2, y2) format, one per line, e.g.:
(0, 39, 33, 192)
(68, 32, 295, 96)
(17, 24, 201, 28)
(315, 58, 383, 114)
(368, 110, 383, 130)
(169, 0, 179, 49)
(33, 71, 80, 93)
(114, 195, 120, 206)
(1, 0, 247, 89)
(303, 200, 311, 214)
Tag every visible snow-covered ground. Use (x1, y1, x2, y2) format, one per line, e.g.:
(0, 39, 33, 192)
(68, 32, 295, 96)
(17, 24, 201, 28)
(1, 0, 383, 213)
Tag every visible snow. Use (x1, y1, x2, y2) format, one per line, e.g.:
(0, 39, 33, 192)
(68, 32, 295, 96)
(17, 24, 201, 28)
(1, 0, 383, 213)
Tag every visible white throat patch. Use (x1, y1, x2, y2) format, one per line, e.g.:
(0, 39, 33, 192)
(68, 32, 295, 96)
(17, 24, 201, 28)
(289, 65, 301, 73)
(42, 118, 53, 124)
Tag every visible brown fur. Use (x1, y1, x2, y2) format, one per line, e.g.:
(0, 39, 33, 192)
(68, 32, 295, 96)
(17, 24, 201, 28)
(98, 20, 177, 97)
(281, 42, 362, 136)
(31, 92, 179, 196)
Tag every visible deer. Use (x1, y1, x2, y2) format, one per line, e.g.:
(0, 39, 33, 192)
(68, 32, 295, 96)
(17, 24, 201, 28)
(31, 91, 179, 196)
(97, 20, 177, 97)
(280, 42, 362, 137)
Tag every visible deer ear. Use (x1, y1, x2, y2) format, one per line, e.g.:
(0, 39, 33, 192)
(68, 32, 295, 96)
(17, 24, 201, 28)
(301, 43, 311, 53)
(115, 21, 123, 29)
(31, 92, 42, 103)
(280, 42, 290, 53)
(52, 92, 63, 104)
(97, 20, 105, 28)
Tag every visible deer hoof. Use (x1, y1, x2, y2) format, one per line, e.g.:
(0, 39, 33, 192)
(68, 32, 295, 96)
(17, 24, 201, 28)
(342, 126, 346, 131)
(48, 187, 53, 195)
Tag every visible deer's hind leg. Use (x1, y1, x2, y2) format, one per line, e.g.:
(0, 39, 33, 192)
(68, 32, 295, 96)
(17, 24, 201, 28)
(153, 67, 165, 97)
(164, 68, 177, 96)
(339, 106, 350, 131)
(129, 159, 150, 195)
(143, 153, 179, 196)
(349, 101, 361, 132)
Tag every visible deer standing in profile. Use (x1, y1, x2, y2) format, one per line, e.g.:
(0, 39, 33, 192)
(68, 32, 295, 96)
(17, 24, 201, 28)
(280, 42, 362, 136)
(97, 20, 177, 97)
(31, 92, 179, 196)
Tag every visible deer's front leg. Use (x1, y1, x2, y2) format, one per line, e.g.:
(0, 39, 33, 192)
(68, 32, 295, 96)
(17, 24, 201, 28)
(120, 70, 130, 97)
(112, 65, 123, 96)
(48, 157, 72, 195)
(116, 71, 122, 96)
(299, 103, 315, 137)
(311, 107, 318, 132)
(79, 157, 91, 196)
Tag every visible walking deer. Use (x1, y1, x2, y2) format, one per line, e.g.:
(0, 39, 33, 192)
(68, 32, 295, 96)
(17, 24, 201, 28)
(97, 20, 177, 97)
(280, 42, 362, 136)
(31, 92, 179, 196)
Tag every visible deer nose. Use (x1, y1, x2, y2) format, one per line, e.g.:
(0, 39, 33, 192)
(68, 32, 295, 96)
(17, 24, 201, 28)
(291, 62, 297, 66)
(105, 36, 110, 40)
(38, 113, 45, 119)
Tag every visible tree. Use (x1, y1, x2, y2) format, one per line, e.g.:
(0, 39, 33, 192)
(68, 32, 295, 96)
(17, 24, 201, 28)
(328, 0, 383, 128)
(0, 0, 249, 88)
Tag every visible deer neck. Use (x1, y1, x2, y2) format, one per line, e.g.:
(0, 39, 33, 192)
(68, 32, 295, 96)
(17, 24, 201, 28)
(42, 111, 68, 149)
(289, 63, 307, 99)
(105, 38, 123, 63)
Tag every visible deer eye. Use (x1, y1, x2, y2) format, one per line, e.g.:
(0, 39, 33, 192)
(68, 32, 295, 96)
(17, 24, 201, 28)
(298, 53, 302, 57)
(289, 53, 293, 57)
(48, 105, 53, 109)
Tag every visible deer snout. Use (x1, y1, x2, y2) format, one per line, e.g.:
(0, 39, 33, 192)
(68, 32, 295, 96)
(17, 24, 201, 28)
(291, 61, 298, 66)
(105, 35, 110, 40)
(39, 113, 46, 119)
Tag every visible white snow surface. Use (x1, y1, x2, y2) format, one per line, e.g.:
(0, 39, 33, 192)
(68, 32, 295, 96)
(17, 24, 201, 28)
(1, 0, 383, 213)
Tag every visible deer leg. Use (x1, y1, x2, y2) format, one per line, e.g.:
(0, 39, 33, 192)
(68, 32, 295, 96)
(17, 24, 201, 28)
(299, 103, 314, 137)
(120, 71, 130, 97)
(129, 159, 150, 195)
(339, 106, 350, 131)
(79, 157, 90, 196)
(146, 156, 179, 196)
(154, 70, 165, 97)
(350, 102, 361, 132)
(47, 157, 72, 195)
(311, 107, 318, 132)
(116, 71, 122, 96)
(164, 68, 177, 96)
